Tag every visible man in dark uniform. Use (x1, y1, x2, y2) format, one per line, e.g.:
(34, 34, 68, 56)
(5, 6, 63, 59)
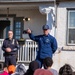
(2, 30, 19, 68)
(26, 25, 58, 68)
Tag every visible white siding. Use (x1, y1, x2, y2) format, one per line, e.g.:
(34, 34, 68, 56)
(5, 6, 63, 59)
(57, 7, 67, 47)
(52, 51, 75, 72)
(53, 1, 75, 72)
(57, 1, 75, 48)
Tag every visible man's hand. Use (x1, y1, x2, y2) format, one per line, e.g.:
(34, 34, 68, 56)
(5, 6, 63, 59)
(5, 48, 11, 52)
(27, 28, 32, 34)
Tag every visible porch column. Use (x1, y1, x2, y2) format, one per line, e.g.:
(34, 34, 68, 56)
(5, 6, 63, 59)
(39, 6, 55, 36)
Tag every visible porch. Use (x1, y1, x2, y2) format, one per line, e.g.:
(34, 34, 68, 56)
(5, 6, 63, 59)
(0, 39, 38, 63)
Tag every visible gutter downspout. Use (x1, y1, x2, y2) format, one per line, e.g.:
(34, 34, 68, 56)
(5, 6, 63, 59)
(54, 0, 58, 38)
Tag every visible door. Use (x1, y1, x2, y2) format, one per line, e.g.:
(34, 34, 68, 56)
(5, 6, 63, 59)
(14, 17, 24, 40)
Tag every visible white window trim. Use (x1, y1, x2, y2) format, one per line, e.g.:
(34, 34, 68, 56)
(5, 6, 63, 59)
(67, 10, 75, 45)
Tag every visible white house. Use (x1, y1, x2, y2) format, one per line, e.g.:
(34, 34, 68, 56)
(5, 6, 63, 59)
(52, 0, 75, 71)
(0, 0, 75, 72)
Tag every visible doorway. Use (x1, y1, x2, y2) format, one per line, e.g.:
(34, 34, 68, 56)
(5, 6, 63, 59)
(0, 20, 10, 38)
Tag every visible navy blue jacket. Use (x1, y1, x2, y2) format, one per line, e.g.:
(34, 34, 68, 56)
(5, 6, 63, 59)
(2, 38, 19, 55)
(29, 33, 57, 59)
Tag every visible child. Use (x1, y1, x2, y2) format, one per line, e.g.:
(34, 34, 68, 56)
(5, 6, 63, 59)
(8, 65, 16, 75)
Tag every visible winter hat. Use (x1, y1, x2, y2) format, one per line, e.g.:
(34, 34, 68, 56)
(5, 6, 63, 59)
(8, 65, 16, 74)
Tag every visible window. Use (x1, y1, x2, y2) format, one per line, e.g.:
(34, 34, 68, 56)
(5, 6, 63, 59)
(14, 17, 24, 40)
(15, 22, 21, 39)
(67, 10, 75, 45)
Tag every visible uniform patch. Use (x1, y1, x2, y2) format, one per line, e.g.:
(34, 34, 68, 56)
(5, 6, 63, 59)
(46, 39, 50, 43)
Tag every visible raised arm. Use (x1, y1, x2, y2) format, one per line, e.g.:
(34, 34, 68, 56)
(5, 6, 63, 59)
(27, 28, 39, 42)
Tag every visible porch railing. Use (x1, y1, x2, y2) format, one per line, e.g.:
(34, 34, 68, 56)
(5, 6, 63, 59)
(0, 39, 38, 63)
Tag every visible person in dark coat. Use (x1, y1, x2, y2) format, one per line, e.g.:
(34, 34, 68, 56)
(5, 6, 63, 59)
(26, 25, 58, 68)
(24, 61, 39, 75)
(2, 30, 19, 69)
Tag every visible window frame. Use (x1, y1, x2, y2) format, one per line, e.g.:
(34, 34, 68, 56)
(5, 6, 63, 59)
(67, 10, 75, 45)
